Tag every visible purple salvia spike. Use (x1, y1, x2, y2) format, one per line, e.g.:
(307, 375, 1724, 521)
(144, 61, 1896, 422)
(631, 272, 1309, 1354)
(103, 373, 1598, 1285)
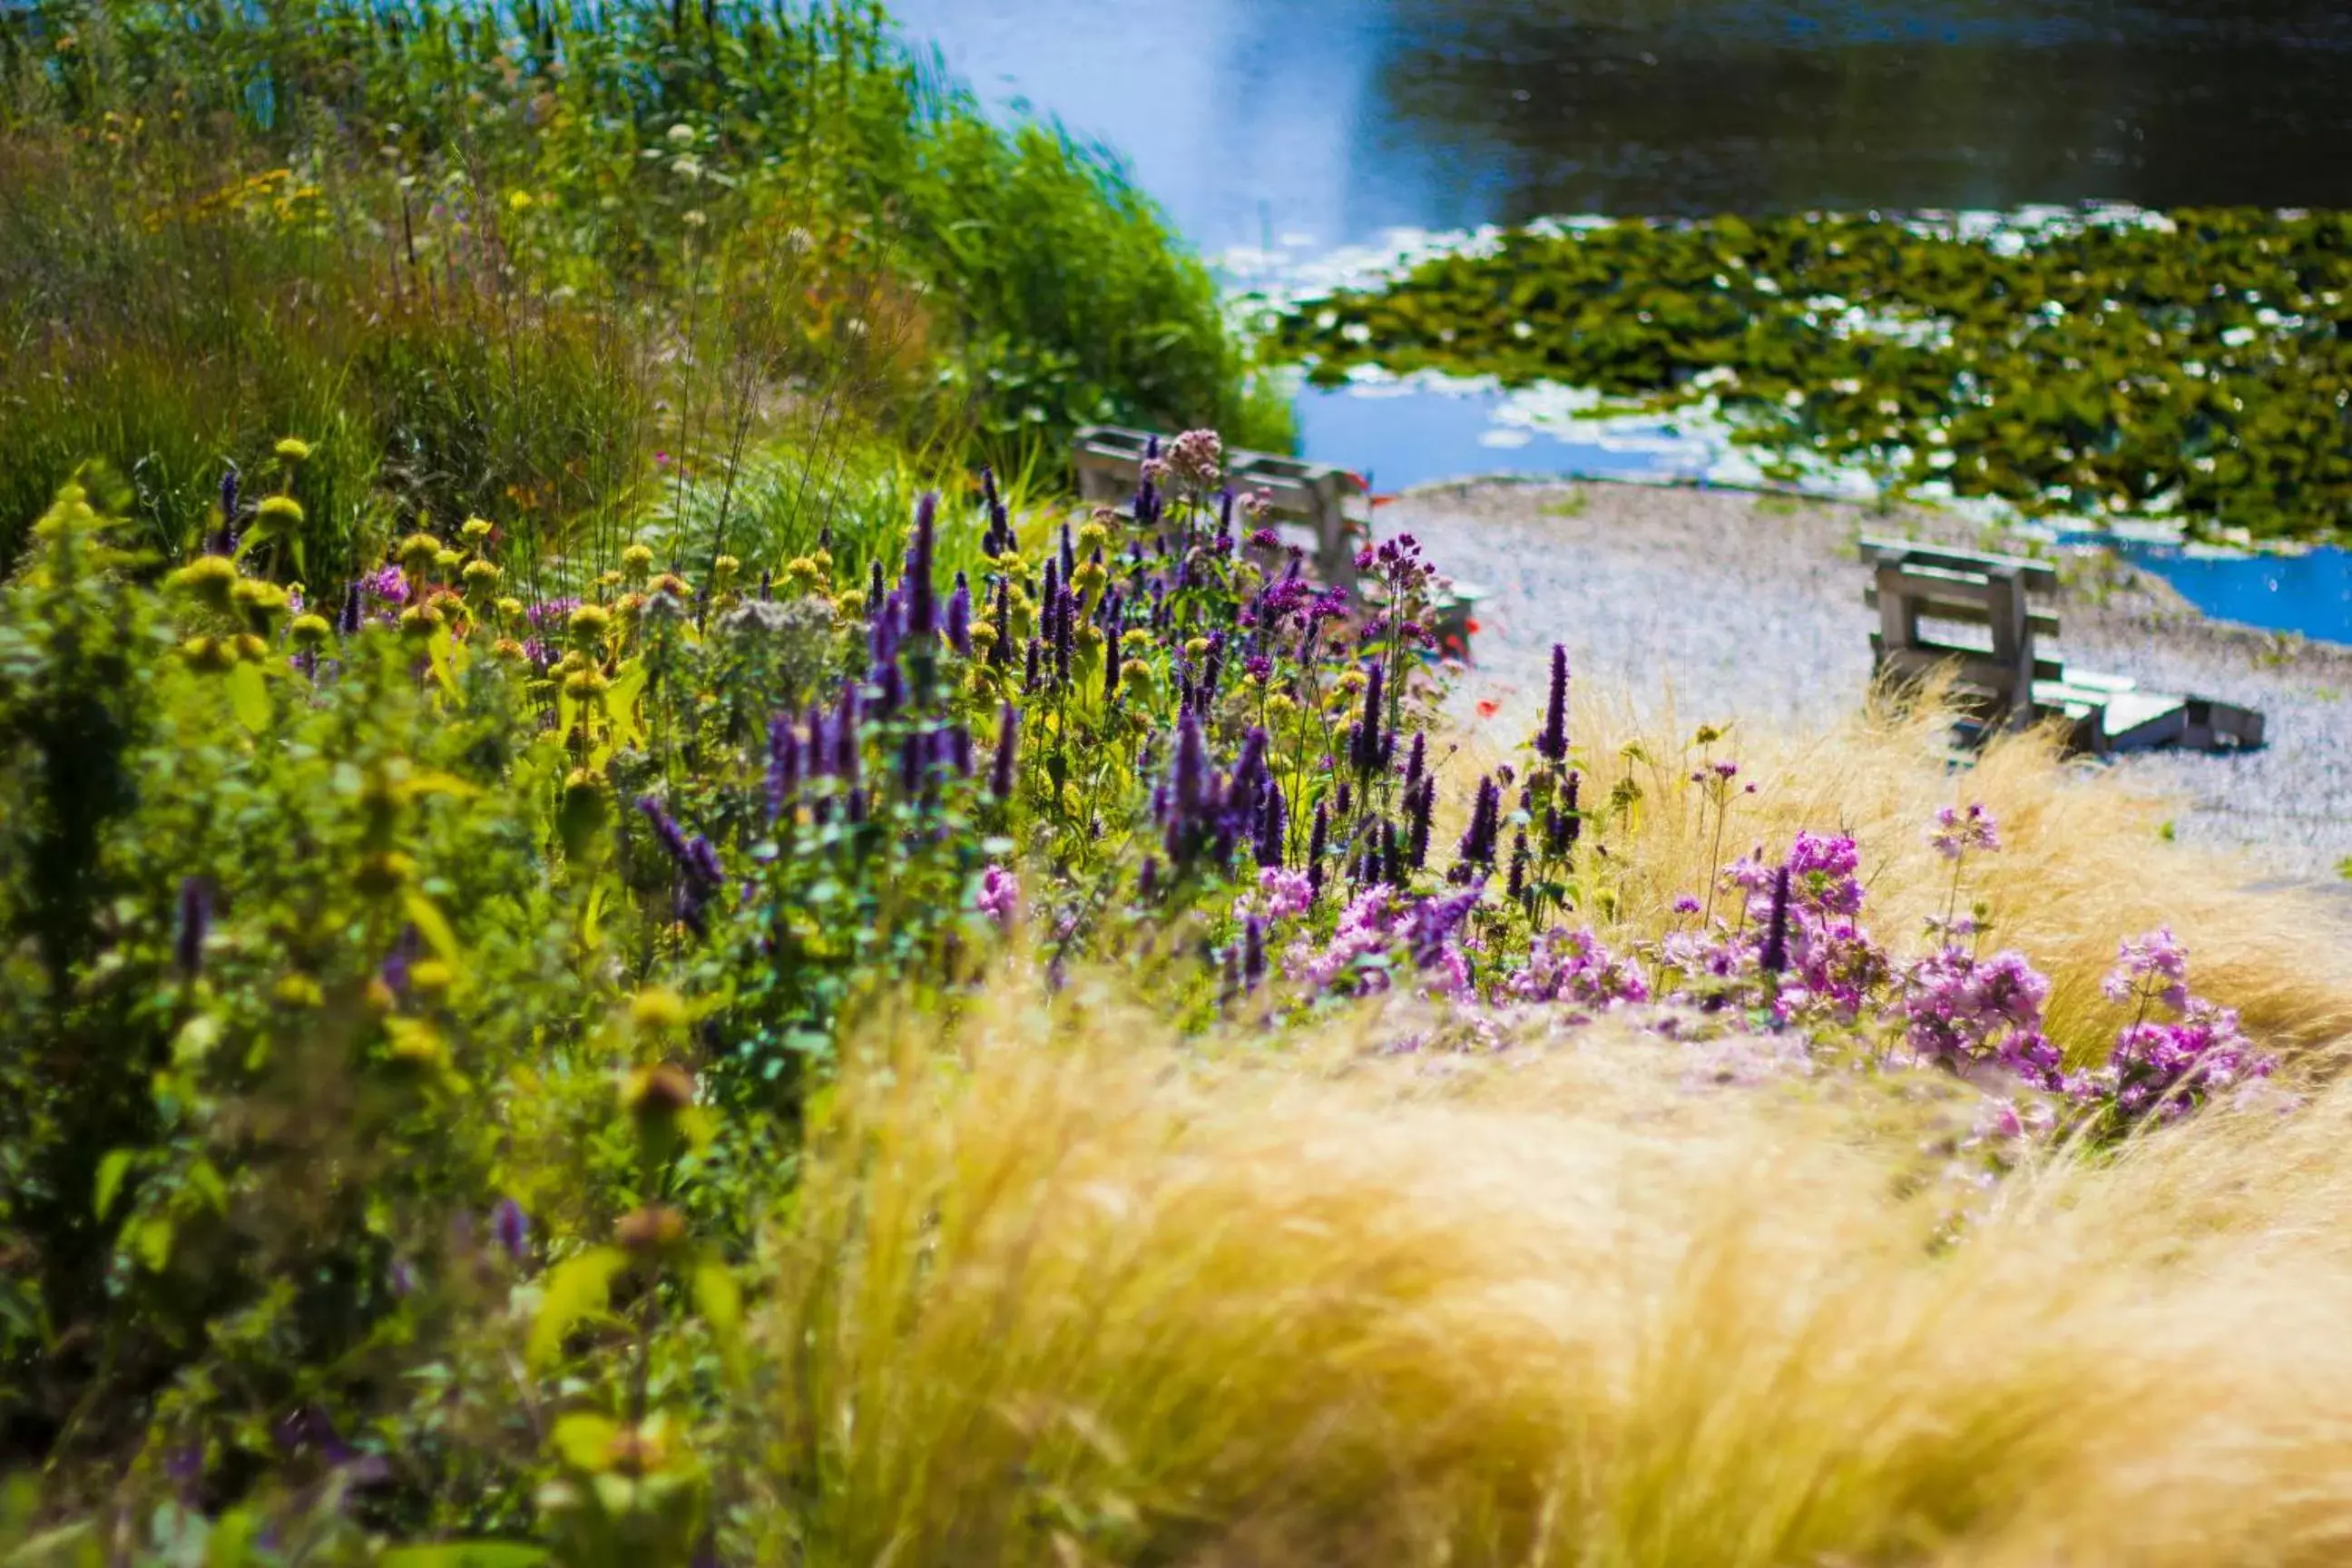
(946, 571, 972, 656)
(1307, 800, 1329, 899)
(1760, 865, 1793, 975)
(906, 492, 938, 639)
(1537, 643, 1571, 764)
(175, 877, 211, 979)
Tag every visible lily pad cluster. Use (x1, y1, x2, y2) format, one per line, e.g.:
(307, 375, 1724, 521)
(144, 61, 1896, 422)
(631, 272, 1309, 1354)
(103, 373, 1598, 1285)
(1271, 210, 2352, 541)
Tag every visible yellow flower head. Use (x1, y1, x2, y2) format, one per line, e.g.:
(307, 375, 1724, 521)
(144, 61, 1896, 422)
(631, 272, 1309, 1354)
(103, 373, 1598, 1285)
(627, 986, 690, 1034)
(397, 532, 442, 579)
(566, 603, 612, 652)
(250, 495, 304, 537)
(168, 554, 240, 614)
(461, 515, 495, 541)
(289, 612, 333, 648)
(621, 543, 655, 581)
(273, 436, 313, 465)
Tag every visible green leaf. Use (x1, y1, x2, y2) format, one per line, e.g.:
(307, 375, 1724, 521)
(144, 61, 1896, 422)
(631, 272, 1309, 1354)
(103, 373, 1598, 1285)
(379, 1544, 550, 1568)
(690, 1252, 745, 1382)
(227, 661, 271, 733)
(402, 892, 463, 972)
(548, 1412, 622, 1473)
(93, 1150, 133, 1221)
(526, 1246, 629, 1372)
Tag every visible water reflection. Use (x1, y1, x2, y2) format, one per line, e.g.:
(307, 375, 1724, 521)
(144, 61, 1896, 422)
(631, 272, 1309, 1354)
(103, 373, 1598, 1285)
(889, 0, 2352, 250)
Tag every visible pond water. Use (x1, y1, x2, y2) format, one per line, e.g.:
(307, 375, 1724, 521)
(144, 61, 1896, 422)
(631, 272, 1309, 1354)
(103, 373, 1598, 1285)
(894, 0, 2352, 642)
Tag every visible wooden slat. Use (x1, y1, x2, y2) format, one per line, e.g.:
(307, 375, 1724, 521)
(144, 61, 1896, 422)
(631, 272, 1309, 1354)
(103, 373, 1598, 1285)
(1857, 535, 2060, 594)
(1864, 586, 2060, 638)
(1872, 637, 2063, 689)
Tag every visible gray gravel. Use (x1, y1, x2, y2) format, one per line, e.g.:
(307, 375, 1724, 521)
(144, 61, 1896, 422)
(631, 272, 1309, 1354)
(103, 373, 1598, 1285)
(1384, 478, 2352, 878)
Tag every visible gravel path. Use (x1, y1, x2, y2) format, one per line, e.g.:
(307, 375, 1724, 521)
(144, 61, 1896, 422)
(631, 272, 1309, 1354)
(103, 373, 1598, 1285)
(1385, 479, 2352, 878)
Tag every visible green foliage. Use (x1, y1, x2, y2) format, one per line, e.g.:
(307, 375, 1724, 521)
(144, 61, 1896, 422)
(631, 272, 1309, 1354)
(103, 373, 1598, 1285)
(0, 0, 1288, 583)
(1273, 210, 2352, 540)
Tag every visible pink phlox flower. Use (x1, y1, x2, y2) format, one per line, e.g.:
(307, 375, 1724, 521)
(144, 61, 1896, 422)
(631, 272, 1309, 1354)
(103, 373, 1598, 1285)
(2103, 926, 2190, 1008)
(1256, 867, 1315, 922)
(1929, 801, 2001, 860)
(1509, 927, 1650, 1008)
(1901, 946, 2050, 1066)
(976, 864, 1021, 931)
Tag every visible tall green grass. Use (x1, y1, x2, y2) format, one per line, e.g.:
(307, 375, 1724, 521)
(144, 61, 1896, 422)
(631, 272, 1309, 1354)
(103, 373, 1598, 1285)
(0, 0, 1290, 582)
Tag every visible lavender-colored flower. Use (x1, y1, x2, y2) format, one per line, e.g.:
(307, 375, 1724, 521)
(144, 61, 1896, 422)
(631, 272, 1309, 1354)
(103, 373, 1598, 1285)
(491, 1198, 530, 1263)
(1349, 662, 1386, 779)
(338, 579, 363, 636)
(1537, 643, 1571, 763)
(1403, 731, 1426, 792)
(1508, 927, 1650, 1009)
(946, 572, 973, 656)
(977, 864, 1021, 931)
(1455, 774, 1501, 872)
(1256, 867, 1315, 921)
(175, 876, 211, 979)
(905, 493, 939, 639)
(946, 722, 973, 778)
(1759, 866, 1793, 975)
(1406, 779, 1434, 869)
(1242, 915, 1267, 990)
(1255, 780, 1287, 867)
(1506, 828, 1531, 902)
(2104, 926, 2191, 1008)
(1929, 801, 2001, 860)
(1307, 800, 1330, 898)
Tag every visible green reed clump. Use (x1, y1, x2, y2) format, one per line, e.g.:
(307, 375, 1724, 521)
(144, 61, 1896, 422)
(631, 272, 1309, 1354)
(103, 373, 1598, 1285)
(1272, 209, 2352, 541)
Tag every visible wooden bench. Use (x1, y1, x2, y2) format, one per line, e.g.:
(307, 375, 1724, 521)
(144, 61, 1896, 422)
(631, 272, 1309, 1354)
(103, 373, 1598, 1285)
(1861, 536, 2263, 755)
(1073, 425, 1487, 657)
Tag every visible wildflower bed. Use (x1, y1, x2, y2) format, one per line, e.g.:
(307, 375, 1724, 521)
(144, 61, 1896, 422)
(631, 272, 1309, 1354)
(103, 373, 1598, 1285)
(0, 428, 2319, 1562)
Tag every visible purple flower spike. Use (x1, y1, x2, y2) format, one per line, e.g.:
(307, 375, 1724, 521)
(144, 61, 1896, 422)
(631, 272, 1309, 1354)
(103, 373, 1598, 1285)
(1349, 662, 1386, 778)
(1537, 643, 1570, 763)
(906, 493, 939, 639)
(491, 1198, 530, 1263)
(175, 876, 211, 980)
(946, 572, 973, 656)
(991, 702, 1020, 800)
(1759, 865, 1793, 975)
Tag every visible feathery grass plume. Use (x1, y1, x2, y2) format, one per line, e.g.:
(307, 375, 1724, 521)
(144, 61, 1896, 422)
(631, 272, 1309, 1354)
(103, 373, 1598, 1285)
(1538, 642, 1572, 764)
(990, 702, 1019, 801)
(768, 978, 2352, 1567)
